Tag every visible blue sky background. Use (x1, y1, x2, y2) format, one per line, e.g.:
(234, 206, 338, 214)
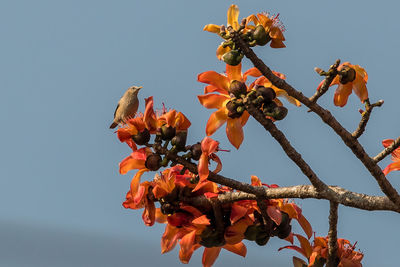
(1, 1, 399, 266)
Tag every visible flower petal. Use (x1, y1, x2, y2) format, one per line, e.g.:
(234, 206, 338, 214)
(216, 44, 231, 60)
(204, 85, 226, 94)
(294, 234, 312, 259)
(203, 247, 222, 267)
(198, 153, 209, 182)
(203, 24, 221, 33)
(227, 4, 239, 30)
(119, 155, 146, 175)
(243, 67, 262, 80)
(333, 83, 353, 107)
(383, 161, 400, 176)
(161, 224, 179, 254)
(297, 214, 313, 239)
(198, 71, 230, 92)
(130, 168, 149, 196)
(223, 242, 247, 257)
(206, 108, 228, 136)
(179, 230, 197, 264)
(352, 75, 368, 103)
(226, 63, 243, 82)
(198, 94, 229, 109)
(226, 118, 244, 149)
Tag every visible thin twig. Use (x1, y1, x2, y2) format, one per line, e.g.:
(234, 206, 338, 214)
(326, 201, 339, 267)
(230, 30, 400, 208)
(352, 99, 384, 138)
(309, 59, 341, 103)
(373, 136, 400, 163)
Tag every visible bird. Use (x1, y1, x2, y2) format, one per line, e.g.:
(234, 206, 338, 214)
(109, 85, 143, 129)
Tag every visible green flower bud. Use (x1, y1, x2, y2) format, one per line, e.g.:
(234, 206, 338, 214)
(132, 128, 150, 145)
(226, 100, 242, 118)
(222, 50, 244, 66)
(244, 225, 259, 241)
(252, 25, 271, 46)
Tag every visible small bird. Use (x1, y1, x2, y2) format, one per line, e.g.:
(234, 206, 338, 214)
(109, 85, 143, 129)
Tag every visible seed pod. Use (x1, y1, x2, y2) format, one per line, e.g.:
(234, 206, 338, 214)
(160, 125, 176, 140)
(171, 131, 187, 149)
(256, 86, 276, 103)
(190, 143, 202, 161)
(132, 128, 150, 145)
(222, 50, 244, 66)
(145, 154, 162, 171)
(263, 101, 278, 114)
(229, 80, 247, 97)
(252, 25, 271, 46)
(339, 66, 356, 84)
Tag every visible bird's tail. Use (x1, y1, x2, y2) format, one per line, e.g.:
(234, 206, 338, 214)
(109, 122, 118, 129)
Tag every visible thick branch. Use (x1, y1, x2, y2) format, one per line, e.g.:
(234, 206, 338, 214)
(244, 102, 332, 197)
(184, 185, 400, 213)
(326, 202, 339, 267)
(231, 31, 400, 208)
(373, 136, 400, 163)
(352, 99, 384, 138)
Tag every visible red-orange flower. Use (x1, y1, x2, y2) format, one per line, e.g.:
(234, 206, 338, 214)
(280, 235, 363, 267)
(382, 139, 400, 176)
(157, 109, 191, 132)
(198, 64, 250, 149)
(317, 62, 368, 107)
(246, 13, 286, 48)
(197, 137, 222, 184)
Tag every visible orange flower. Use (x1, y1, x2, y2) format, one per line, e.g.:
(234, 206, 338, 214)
(280, 235, 363, 267)
(382, 139, 400, 176)
(123, 180, 156, 226)
(244, 67, 301, 107)
(203, 5, 243, 60)
(197, 137, 222, 183)
(119, 147, 151, 175)
(246, 13, 286, 48)
(197, 64, 250, 149)
(317, 62, 368, 107)
(157, 109, 191, 131)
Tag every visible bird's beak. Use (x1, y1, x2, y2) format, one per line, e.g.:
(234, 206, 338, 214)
(138, 86, 143, 90)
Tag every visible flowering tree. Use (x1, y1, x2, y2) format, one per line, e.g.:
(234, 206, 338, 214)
(112, 5, 400, 267)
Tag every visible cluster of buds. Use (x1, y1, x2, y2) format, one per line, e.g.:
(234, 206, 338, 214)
(122, 168, 312, 266)
(206, 5, 286, 66)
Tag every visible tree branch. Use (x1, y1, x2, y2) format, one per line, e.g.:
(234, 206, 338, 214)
(326, 201, 339, 267)
(352, 99, 384, 139)
(373, 136, 400, 163)
(230, 30, 400, 208)
(244, 102, 332, 196)
(309, 59, 340, 103)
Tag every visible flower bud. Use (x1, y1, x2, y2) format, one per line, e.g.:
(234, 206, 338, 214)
(132, 128, 150, 145)
(244, 225, 259, 241)
(160, 125, 176, 140)
(252, 25, 271, 46)
(339, 66, 356, 84)
(273, 106, 288, 120)
(160, 203, 175, 215)
(277, 224, 291, 239)
(256, 86, 276, 103)
(222, 50, 244, 66)
(226, 100, 242, 118)
(190, 143, 202, 161)
(145, 154, 162, 171)
(200, 226, 226, 248)
(171, 131, 187, 150)
(229, 80, 247, 97)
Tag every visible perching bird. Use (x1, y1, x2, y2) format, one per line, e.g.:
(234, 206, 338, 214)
(109, 85, 143, 129)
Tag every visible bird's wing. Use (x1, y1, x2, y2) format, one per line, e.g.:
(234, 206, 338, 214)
(113, 103, 120, 118)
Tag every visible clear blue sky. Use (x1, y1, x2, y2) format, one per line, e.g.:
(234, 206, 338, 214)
(1, 1, 399, 266)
